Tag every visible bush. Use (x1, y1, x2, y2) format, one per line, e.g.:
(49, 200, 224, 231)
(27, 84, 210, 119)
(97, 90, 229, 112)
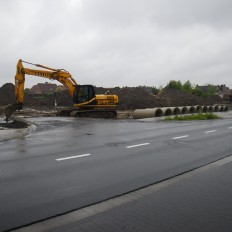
(165, 113, 220, 121)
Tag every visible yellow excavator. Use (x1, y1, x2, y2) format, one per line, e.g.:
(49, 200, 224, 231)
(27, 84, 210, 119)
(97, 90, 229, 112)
(5, 59, 118, 121)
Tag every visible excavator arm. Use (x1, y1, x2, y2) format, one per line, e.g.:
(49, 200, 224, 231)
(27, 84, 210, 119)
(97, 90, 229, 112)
(15, 59, 77, 104)
(5, 59, 78, 121)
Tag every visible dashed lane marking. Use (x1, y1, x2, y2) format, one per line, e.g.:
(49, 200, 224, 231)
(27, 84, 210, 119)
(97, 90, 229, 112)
(172, 135, 189, 140)
(228, 127, 232, 129)
(56, 154, 91, 161)
(126, 143, 150, 149)
(204, 130, 217, 134)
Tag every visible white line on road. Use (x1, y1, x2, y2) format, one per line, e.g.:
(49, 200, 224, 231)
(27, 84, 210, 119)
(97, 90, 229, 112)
(204, 130, 217, 134)
(126, 143, 150, 149)
(228, 127, 232, 129)
(56, 154, 91, 161)
(172, 135, 189, 140)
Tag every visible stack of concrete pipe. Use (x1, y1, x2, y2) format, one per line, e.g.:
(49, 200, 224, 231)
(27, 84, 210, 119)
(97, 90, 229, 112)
(133, 105, 229, 119)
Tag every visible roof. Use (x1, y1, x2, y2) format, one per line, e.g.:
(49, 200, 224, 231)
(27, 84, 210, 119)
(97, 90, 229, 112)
(196, 85, 219, 93)
(57, 85, 68, 91)
(29, 82, 57, 94)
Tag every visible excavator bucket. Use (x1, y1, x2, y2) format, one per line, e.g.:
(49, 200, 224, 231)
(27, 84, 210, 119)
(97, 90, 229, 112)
(5, 103, 20, 122)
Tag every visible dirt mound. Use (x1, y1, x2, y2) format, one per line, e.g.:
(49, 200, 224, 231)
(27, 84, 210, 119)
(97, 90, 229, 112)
(96, 86, 223, 109)
(95, 87, 157, 110)
(0, 83, 16, 105)
(0, 83, 73, 107)
(154, 88, 223, 107)
(0, 118, 30, 128)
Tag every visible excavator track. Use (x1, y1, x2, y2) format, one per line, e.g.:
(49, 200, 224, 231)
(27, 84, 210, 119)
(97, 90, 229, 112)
(57, 109, 117, 118)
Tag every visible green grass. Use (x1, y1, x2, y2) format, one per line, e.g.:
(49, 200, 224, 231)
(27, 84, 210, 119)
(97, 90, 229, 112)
(164, 113, 220, 121)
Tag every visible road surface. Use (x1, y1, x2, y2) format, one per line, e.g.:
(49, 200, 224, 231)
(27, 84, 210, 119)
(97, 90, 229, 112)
(0, 116, 232, 231)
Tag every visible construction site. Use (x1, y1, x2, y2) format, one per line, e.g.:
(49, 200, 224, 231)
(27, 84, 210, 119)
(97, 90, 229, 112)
(0, 81, 230, 121)
(0, 60, 231, 231)
(0, 59, 231, 126)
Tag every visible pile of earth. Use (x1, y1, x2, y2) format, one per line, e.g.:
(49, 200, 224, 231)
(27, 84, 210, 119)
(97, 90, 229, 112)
(95, 86, 224, 109)
(0, 83, 224, 112)
(0, 83, 16, 105)
(0, 118, 30, 129)
(153, 87, 224, 107)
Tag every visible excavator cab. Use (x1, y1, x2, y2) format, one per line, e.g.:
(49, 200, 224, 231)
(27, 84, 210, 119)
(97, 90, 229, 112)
(73, 85, 96, 105)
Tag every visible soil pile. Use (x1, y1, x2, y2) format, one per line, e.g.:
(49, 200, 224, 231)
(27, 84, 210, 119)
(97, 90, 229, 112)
(0, 118, 30, 129)
(154, 88, 223, 107)
(95, 87, 223, 109)
(0, 83, 225, 111)
(0, 83, 73, 107)
(0, 83, 16, 105)
(95, 87, 156, 110)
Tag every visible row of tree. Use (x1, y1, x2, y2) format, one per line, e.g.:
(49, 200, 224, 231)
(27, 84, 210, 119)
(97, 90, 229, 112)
(167, 80, 217, 96)
(140, 80, 217, 97)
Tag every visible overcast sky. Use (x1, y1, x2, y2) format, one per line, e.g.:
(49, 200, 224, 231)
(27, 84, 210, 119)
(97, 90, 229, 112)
(1, 0, 232, 88)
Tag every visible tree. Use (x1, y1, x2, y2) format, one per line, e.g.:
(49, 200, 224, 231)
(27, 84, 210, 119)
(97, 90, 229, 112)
(168, 80, 182, 89)
(208, 85, 217, 95)
(150, 86, 159, 95)
(182, 80, 192, 92)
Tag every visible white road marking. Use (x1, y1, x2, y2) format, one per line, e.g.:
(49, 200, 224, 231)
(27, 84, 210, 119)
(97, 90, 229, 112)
(56, 154, 91, 161)
(228, 127, 232, 129)
(126, 143, 150, 149)
(172, 135, 189, 140)
(204, 130, 217, 134)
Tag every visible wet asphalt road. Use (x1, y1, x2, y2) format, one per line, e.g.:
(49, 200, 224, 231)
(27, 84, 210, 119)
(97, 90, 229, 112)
(0, 117, 232, 231)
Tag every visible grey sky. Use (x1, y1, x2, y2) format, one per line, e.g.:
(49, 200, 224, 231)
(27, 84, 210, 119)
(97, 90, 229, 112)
(0, 0, 232, 88)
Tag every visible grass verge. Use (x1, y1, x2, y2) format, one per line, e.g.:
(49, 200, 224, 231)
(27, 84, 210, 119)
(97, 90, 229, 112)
(165, 113, 220, 121)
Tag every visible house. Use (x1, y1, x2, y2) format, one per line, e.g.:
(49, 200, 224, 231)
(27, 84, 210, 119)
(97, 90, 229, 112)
(196, 84, 232, 101)
(217, 85, 232, 100)
(196, 85, 220, 95)
(29, 82, 57, 95)
(56, 85, 68, 92)
(218, 84, 230, 93)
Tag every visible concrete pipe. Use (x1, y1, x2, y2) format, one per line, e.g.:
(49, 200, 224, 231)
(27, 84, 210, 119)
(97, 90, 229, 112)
(207, 106, 214, 112)
(186, 106, 196, 114)
(219, 106, 225, 112)
(224, 106, 229, 111)
(178, 106, 188, 114)
(213, 105, 219, 112)
(133, 108, 163, 119)
(162, 107, 173, 116)
(171, 107, 181, 115)
(202, 106, 208, 113)
(194, 105, 202, 113)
